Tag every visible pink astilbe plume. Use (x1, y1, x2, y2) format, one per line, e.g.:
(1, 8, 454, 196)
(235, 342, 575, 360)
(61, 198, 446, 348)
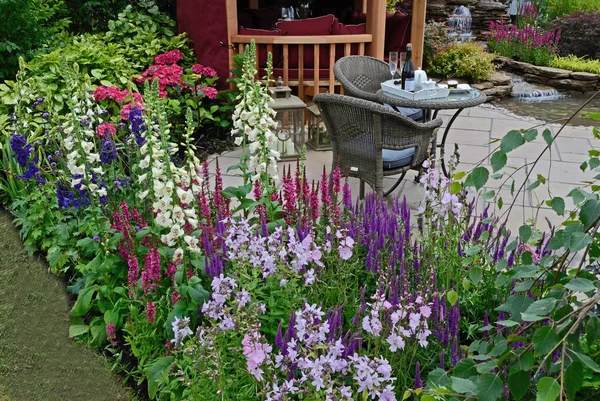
(141, 247, 161, 295)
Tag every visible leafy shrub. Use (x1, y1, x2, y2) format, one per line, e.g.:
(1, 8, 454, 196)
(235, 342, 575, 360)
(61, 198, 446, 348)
(64, 0, 139, 33)
(534, 0, 600, 22)
(550, 54, 600, 74)
(550, 12, 600, 60)
(427, 42, 496, 82)
(423, 21, 453, 69)
(487, 19, 560, 66)
(0, 0, 70, 79)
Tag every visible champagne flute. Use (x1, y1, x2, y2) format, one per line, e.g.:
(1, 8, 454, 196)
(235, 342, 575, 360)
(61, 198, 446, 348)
(389, 51, 398, 81)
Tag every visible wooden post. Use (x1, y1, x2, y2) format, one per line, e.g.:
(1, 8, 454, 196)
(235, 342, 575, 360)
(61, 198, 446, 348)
(366, 0, 386, 59)
(249, 0, 259, 9)
(411, 0, 427, 68)
(225, 0, 238, 89)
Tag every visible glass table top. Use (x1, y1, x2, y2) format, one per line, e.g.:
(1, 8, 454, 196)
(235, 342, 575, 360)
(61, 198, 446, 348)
(377, 88, 486, 109)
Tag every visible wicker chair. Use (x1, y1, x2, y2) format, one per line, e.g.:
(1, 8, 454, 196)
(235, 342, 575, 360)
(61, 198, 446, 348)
(314, 93, 443, 198)
(334, 55, 423, 121)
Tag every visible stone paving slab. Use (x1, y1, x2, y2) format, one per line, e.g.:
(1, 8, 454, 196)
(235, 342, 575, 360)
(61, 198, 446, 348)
(209, 105, 598, 234)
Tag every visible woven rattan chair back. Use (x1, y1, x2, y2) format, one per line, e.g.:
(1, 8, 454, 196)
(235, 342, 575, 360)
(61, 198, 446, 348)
(314, 93, 443, 198)
(334, 55, 392, 103)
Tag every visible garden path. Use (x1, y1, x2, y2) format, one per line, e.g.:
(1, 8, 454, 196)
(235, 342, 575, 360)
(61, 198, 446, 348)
(0, 209, 133, 401)
(209, 104, 598, 234)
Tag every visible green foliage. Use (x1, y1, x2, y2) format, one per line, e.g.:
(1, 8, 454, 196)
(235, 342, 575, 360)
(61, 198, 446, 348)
(534, 0, 600, 23)
(0, 3, 192, 116)
(423, 21, 453, 69)
(550, 55, 600, 74)
(427, 42, 496, 82)
(0, 0, 70, 79)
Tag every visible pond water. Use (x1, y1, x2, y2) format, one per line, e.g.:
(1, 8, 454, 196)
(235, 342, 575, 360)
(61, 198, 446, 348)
(492, 74, 600, 127)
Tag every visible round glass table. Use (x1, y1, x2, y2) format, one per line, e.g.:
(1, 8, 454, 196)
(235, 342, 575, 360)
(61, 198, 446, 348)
(376, 88, 487, 177)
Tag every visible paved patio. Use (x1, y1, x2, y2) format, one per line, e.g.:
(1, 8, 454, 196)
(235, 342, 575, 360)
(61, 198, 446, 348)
(208, 104, 598, 233)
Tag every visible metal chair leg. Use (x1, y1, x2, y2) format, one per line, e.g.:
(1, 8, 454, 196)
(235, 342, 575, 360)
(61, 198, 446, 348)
(384, 171, 407, 197)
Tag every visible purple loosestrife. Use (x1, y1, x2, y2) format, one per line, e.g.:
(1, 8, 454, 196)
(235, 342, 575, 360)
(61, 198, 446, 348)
(414, 361, 423, 389)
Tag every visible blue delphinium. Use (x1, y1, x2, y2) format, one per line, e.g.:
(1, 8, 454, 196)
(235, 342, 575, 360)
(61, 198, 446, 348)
(129, 106, 145, 146)
(10, 133, 32, 167)
(100, 140, 117, 164)
(10, 133, 44, 183)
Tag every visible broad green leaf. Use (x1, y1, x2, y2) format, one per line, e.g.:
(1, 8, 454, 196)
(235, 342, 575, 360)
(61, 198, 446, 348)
(481, 190, 495, 200)
(569, 232, 592, 252)
(496, 295, 533, 322)
(508, 370, 530, 400)
(532, 326, 559, 357)
(454, 171, 466, 180)
(465, 167, 489, 190)
(491, 151, 507, 172)
(69, 324, 89, 338)
(426, 368, 450, 388)
(565, 362, 583, 401)
(475, 359, 497, 374)
(451, 377, 477, 395)
(477, 374, 504, 401)
(451, 181, 462, 195)
(536, 377, 559, 401)
(447, 290, 459, 306)
(571, 350, 600, 372)
(71, 286, 96, 316)
(542, 129, 553, 147)
(465, 245, 483, 256)
(501, 130, 525, 153)
(580, 161, 588, 172)
(519, 225, 532, 243)
(524, 298, 556, 317)
(579, 199, 600, 228)
(524, 129, 538, 142)
(548, 197, 565, 216)
(145, 356, 175, 398)
(453, 358, 477, 379)
(498, 196, 503, 209)
(565, 278, 595, 293)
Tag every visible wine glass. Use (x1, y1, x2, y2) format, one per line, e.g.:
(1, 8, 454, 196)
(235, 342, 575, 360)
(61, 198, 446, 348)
(281, 7, 289, 21)
(389, 51, 398, 81)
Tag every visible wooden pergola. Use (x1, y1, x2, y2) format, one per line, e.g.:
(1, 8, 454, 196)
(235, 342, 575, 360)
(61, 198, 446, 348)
(225, 0, 427, 92)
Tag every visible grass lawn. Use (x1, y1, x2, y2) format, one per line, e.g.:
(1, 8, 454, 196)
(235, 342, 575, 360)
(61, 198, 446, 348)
(0, 209, 133, 401)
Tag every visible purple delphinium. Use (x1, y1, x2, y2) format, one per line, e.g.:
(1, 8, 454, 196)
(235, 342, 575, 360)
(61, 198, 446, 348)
(100, 140, 117, 164)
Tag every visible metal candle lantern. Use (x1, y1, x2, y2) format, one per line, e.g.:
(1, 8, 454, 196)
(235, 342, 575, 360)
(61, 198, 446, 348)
(307, 104, 331, 151)
(269, 85, 307, 160)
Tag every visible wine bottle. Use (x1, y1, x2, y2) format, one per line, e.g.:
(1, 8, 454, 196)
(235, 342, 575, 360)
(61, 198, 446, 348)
(401, 43, 415, 92)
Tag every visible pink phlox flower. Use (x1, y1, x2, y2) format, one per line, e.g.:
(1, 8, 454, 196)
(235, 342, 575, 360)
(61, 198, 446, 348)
(242, 331, 273, 381)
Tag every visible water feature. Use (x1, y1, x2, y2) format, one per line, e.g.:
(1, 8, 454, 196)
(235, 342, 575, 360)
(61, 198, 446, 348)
(493, 73, 600, 127)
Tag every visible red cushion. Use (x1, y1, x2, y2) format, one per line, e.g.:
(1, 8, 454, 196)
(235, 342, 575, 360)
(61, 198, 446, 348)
(331, 20, 366, 57)
(332, 21, 366, 35)
(357, 12, 367, 24)
(238, 28, 283, 67)
(276, 15, 335, 69)
(247, 6, 278, 30)
(276, 14, 335, 36)
(385, 12, 411, 54)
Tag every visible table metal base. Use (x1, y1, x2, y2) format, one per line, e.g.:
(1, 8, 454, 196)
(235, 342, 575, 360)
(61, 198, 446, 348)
(431, 108, 465, 178)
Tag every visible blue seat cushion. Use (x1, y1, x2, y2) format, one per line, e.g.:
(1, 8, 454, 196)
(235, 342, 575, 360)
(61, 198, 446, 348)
(396, 107, 423, 121)
(382, 147, 415, 170)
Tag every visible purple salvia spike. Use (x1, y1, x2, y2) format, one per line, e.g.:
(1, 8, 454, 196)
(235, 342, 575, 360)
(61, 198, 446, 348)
(275, 321, 284, 349)
(414, 361, 423, 389)
(440, 349, 445, 369)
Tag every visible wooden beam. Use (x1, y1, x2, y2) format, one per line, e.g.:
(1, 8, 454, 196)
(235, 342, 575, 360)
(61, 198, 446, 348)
(249, 0, 259, 9)
(225, 0, 238, 89)
(366, 0, 386, 59)
(411, 0, 427, 69)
